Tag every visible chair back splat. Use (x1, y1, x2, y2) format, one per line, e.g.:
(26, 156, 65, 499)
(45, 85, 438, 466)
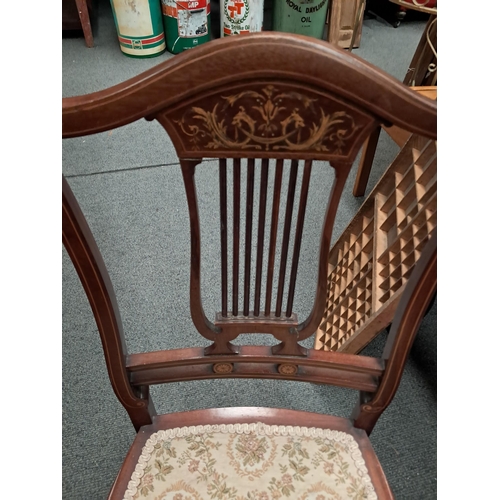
(63, 33, 437, 451)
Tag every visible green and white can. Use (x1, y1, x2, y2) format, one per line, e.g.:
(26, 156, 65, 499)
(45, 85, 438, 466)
(161, 0, 211, 54)
(110, 0, 166, 58)
(273, 0, 329, 40)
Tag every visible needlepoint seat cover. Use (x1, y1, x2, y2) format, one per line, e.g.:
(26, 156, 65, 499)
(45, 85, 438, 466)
(122, 422, 377, 500)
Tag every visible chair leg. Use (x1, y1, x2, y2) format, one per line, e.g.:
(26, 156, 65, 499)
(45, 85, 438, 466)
(75, 0, 94, 48)
(353, 125, 381, 197)
(327, 0, 342, 45)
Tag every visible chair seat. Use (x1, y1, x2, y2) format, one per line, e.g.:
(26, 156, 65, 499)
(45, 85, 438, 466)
(110, 408, 393, 500)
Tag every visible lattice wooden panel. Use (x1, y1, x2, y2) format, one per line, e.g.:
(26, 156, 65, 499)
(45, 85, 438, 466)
(315, 134, 436, 353)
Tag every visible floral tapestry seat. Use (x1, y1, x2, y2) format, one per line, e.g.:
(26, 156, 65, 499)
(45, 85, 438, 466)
(117, 413, 386, 500)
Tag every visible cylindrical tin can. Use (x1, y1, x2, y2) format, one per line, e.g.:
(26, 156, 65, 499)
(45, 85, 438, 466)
(110, 0, 166, 58)
(161, 0, 211, 54)
(273, 0, 329, 40)
(221, 0, 264, 36)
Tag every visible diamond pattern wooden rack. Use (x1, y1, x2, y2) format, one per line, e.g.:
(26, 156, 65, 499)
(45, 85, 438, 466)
(314, 134, 437, 353)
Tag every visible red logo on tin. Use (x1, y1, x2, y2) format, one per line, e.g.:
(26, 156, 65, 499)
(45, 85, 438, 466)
(227, 0, 245, 18)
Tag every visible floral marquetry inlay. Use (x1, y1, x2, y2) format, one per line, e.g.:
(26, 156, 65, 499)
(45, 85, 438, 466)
(171, 85, 366, 155)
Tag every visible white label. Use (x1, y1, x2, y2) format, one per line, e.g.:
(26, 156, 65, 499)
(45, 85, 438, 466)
(177, 8, 209, 37)
(221, 0, 264, 35)
(113, 0, 154, 37)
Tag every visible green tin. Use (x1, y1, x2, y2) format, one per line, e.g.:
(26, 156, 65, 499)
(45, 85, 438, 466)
(110, 0, 166, 58)
(272, 0, 329, 40)
(161, 0, 211, 54)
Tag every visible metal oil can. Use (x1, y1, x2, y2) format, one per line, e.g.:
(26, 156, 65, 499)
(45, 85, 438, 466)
(110, 0, 166, 57)
(273, 0, 329, 40)
(162, 0, 211, 53)
(221, 0, 264, 36)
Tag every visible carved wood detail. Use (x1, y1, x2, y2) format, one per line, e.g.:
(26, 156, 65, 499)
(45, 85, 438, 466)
(171, 84, 360, 154)
(157, 82, 374, 161)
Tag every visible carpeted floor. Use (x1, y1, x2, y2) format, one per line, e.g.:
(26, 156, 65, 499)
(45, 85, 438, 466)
(62, 2, 436, 498)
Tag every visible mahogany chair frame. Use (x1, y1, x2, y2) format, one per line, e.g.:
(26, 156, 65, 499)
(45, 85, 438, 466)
(63, 33, 437, 499)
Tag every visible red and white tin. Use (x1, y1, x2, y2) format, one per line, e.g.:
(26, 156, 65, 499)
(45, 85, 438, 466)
(221, 0, 264, 36)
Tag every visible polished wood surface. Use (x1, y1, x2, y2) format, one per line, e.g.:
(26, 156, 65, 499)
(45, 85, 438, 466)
(353, 85, 436, 197)
(62, 34, 436, 141)
(126, 345, 384, 392)
(62, 33, 436, 498)
(63, 176, 154, 430)
(385, 88, 436, 147)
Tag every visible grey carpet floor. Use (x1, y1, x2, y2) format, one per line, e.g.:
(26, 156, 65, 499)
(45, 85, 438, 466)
(62, 2, 436, 498)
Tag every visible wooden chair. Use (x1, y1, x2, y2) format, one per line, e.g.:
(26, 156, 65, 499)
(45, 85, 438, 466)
(63, 33, 437, 499)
